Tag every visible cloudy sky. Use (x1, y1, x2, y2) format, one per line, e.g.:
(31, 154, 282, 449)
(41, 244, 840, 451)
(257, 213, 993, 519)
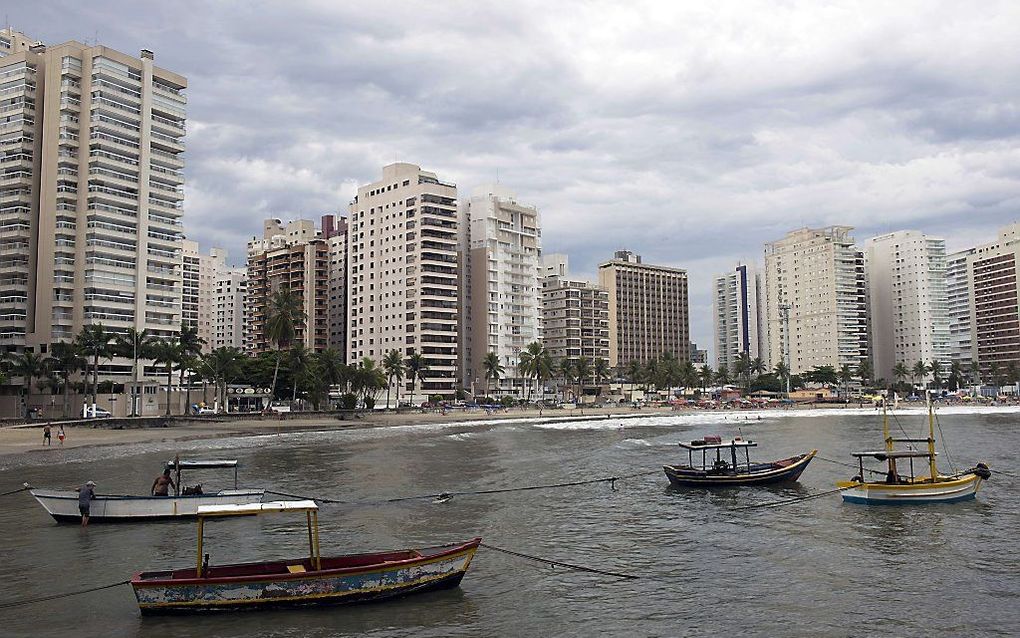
(13, 1, 1020, 356)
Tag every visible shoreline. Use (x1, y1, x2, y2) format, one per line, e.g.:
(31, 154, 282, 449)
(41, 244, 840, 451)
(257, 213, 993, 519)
(2, 402, 1018, 462)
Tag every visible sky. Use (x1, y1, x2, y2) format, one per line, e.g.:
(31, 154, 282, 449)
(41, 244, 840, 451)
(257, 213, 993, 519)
(12, 1, 1020, 359)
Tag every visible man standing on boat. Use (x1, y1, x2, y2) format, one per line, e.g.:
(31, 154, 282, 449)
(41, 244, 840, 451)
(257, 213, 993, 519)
(151, 469, 176, 496)
(78, 480, 96, 527)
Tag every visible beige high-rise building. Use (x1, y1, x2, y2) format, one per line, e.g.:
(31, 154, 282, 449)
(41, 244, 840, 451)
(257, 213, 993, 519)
(965, 223, 1020, 377)
(347, 163, 459, 398)
(245, 219, 328, 354)
(324, 215, 348, 357)
(0, 29, 186, 382)
(598, 250, 689, 367)
(461, 185, 542, 396)
(947, 248, 976, 365)
(865, 231, 950, 383)
(541, 255, 609, 368)
(764, 227, 868, 374)
(181, 240, 232, 351)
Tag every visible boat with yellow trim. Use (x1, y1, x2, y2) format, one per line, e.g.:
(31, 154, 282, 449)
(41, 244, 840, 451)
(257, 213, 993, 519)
(837, 398, 990, 505)
(131, 500, 481, 614)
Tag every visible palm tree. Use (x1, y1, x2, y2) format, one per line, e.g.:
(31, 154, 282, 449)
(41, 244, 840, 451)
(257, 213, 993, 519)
(178, 323, 205, 412)
(929, 360, 944, 390)
(354, 357, 386, 407)
(574, 356, 593, 401)
(911, 360, 930, 391)
(714, 367, 731, 386)
(75, 324, 114, 413)
(481, 351, 504, 399)
(734, 352, 752, 392)
(593, 358, 611, 388)
(150, 338, 181, 416)
(679, 360, 698, 394)
(534, 349, 554, 401)
(558, 358, 575, 401)
(892, 362, 909, 393)
(948, 360, 965, 391)
(517, 341, 545, 401)
(856, 360, 873, 389)
(287, 344, 313, 405)
(750, 356, 767, 378)
(383, 349, 406, 409)
(48, 342, 86, 418)
(114, 328, 156, 417)
(406, 351, 429, 405)
(264, 287, 307, 399)
(838, 364, 854, 398)
(699, 364, 714, 393)
(178, 354, 200, 415)
(625, 360, 642, 386)
(10, 352, 48, 417)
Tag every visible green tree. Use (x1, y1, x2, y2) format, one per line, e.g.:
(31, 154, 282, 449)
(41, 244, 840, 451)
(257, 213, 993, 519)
(202, 347, 245, 412)
(354, 357, 386, 407)
(892, 362, 909, 393)
(773, 360, 790, 392)
(929, 360, 944, 390)
(593, 358, 611, 388)
(734, 352, 752, 392)
(948, 360, 965, 391)
(911, 360, 930, 390)
(75, 324, 114, 411)
(178, 353, 200, 415)
(264, 287, 306, 399)
(856, 360, 873, 389)
(699, 364, 714, 393)
(48, 341, 86, 418)
(406, 351, 429, 405)
(150, 338, 182, 416)
(714, 367, 731, 386)
(383, 349, 406, 409)
(574, 356, 593, 400)
(624, 360, 643, 386)
(517, 341, 546, 401)
(10, 351, 48, 417)
(287, 344, 313, 405)
(750, 356, 767, 378)
(558, 358, 575, 401)
(838, 364, 854, 398)
(482, 351, 504, 399)
(114, 328, 157, 417)
(534, 349, 554, 401)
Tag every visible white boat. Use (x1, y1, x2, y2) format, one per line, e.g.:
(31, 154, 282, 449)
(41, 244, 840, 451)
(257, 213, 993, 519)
(30, 459, 266, 523)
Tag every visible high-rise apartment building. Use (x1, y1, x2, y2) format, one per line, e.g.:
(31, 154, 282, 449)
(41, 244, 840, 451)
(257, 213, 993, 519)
(541, 255, 609, 367)
(212, 267, 245, 350)
(181, 240, 232, 351)
(460, 185, 542, 395)
(965, 223, 1020, 376)
(325, 216, 348, 357)
(0, 29, 186, 382)
(713, 263, 764, 373)
(865, 231, 950, 382)
(245, 219, 328, 354)
(598, 250, 689, 367)
(947, 248, 976, 364)
(764, 227, 868, 374)
(347, 163, 459, 398)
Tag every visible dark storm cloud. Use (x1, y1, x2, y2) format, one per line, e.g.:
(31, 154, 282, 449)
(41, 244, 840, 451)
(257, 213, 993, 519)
(10, 1, 1020, 356)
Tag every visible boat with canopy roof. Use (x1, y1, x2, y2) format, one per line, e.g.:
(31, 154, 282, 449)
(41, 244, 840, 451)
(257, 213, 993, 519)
(663, 435, 816, 487)
(30, 458, 265, 523)
(836, 398, 990, 505)
(131, 500, 481, 613)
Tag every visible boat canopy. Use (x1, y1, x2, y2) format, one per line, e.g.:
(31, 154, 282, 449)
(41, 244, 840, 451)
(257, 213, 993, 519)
(165, 459, 238, 469)
(679, 439, 757, 450)
(197, 500, 318, 518)
(852, 450, 936, 460)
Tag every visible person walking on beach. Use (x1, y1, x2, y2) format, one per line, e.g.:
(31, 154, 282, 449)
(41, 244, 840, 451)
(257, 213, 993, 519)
(151, 468, 176, 496)
(78, 480, 96, 527)
(42, 423, 51, 446)
(57, 424, 65, 445)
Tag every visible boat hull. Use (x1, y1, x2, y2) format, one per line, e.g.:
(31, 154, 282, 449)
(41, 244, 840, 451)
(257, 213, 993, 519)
(30, 489, 266, 523)
(132, 539, 480, 614)
(663, 451, 816, 487)
(837, 472, 985, 505)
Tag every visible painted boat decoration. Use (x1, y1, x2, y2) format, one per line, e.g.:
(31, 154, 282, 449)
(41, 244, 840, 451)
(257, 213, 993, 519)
(663, 435, 816, 487)
(131, 500, 481, 614)
(837, 398, 991, 505)
(31, 459, 265, 523)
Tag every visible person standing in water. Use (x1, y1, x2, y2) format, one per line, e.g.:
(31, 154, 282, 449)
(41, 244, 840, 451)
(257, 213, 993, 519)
(42, 423, 51, 446)
(78, 480, 96, 527)
(151, 469, 176, 496)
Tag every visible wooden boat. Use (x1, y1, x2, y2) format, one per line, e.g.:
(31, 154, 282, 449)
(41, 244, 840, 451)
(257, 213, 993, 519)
(836, 399, 991, 505)
(131, 500, 481, 614)
(663, 436, 816, 487)
(31, 459, 264, 523)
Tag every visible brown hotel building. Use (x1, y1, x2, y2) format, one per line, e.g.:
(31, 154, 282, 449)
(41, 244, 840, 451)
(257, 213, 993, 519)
(598, 250, 690, 367)
(968, 223, 1020, 375)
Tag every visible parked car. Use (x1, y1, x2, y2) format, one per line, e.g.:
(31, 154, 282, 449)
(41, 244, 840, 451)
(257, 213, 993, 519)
(268, 403, 291, 414)
(91, 407, 112, 418)
(195, 407, 216, 415)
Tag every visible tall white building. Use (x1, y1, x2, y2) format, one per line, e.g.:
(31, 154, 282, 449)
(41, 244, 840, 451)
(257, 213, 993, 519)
(764, 227, 868, 374)
(181, 241, 232, 351)
(212, 268, 245, 350)
(460, 185, 542, 396)
(946, 248, 975, 365)
(325, 217, 348, 357)
(713, 263, 764, 373)
(865, 231, 950, 382)
(347, 163, 459, 398)
(0, 29, 186, 383)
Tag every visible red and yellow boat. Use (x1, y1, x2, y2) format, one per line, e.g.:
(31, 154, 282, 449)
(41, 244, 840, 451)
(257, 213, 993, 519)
(131, 500, 481, 614)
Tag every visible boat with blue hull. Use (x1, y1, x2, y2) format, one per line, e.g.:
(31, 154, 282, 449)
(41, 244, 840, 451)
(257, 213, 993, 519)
(663, 436, 816, 487)
(131, 500, 481, 614)
(837, 399, 991, 505)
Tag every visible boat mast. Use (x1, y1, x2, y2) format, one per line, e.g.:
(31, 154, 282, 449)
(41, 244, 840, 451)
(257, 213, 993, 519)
(927, 392, 938, 481)
(883, 399, 892, 453)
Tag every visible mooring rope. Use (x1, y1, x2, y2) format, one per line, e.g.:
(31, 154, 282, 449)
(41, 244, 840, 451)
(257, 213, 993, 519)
(0, 579, 131, 610)
(265, 470, 661, 506)
(480, 543, 639, 580)
(0, 483, 30, 497)
(730, 485, 857, 510)
(813, 456, 884, 476)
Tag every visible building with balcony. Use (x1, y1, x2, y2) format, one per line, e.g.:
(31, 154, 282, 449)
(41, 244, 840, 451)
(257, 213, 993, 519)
(0, 28, 185, 383)
(947, 247, 976, 365)
(347, 163, 460, 399)
(964, 223, 1020, 378)
(212, 267, 245, 350)
(245, 219, 328, 354)
(325, 215, 348, 357)
(865, 231, 950, 382)
(460, 184, 542, 396)
(598, 250, 689, 367)
(764, 227, 868, 374)
(713, 263, 764, 373)
(541, 255, 609, 367)
(182, 240, 239, 352)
